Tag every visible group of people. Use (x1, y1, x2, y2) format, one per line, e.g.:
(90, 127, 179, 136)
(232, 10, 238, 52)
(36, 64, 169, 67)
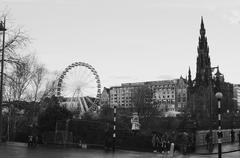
(152, 132, 172, 154)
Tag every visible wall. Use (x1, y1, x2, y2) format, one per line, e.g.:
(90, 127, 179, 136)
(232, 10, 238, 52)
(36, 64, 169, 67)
(195, 128, 240, 146)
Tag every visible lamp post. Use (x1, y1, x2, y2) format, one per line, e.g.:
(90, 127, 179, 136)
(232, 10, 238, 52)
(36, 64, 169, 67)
(207, 66, 219, 150)
(0, 17, 6, 143)
(215, 92, 223, 158)
(213, 66, 224, 158)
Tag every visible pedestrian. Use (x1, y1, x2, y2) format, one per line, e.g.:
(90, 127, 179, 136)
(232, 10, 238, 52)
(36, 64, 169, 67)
(205, 131, 213, 152)
(163, 137, 168, 154)
(155, 133, 161, 152)
(238, 131, 240, 146)
(104, 129, 111, 151)
(158, 135, 163, 153)
(28, 135, 33, 148)
(230, 129, 235, 143)
(34, 135, 38, 147)
(166, 140, 171, 154)
(152, 132, 158, 153)
(205, 132, 210, 150)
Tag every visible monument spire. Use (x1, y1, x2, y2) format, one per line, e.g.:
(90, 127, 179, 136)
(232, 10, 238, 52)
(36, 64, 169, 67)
(200, 16, 206, 37)
(188, 67, 193, 88)
(196, 17, 212, 87)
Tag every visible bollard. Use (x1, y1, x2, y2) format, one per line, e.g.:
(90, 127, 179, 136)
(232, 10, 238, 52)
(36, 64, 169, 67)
(169, 143, 174, 158)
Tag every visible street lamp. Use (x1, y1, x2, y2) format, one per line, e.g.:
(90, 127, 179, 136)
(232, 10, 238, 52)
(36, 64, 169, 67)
(215, 92, 223, 158)
(0, 18, 6, 143)
(207, 66, 219, 149)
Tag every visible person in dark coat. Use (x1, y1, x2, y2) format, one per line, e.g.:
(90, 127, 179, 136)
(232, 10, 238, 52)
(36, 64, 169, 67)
(166, 140, 171, 153)
(152, 132, 159, 153)
(28, 135, 33, 148)
(238, 131, 240, 146)
(230, 129, 235, 143)
(104, 129, 112, 151)
(205, 131, 213, 152)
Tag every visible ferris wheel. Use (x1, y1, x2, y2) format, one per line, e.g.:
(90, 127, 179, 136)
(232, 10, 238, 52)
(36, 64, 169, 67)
(56, 62, 101, 117)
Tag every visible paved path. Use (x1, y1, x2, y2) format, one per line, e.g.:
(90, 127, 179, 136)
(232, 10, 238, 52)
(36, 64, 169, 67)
(0, 142, 174, 158)
(195, 142, 240, 154)
(0, 142, 239, 158)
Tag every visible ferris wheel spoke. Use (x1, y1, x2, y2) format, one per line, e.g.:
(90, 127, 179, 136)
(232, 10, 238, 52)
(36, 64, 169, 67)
(81, 89, 96, 98)
(84, 77, 97, 87)
(80, 70, 93, 84)
(82, 86, 96, 94)
(74, 66, 82, 83)
(80, 89, 91, 97)
(62, 83, 75, 97)
(78, 65, 90, 82)
(78, 66, 88, 82)
(81, 82, 96, 91)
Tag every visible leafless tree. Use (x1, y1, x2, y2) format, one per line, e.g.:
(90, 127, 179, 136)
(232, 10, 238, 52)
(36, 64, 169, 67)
(0, 14, 30, 65)
(40, 71, 61, 100)
(5, 54, 35, 101)
(132, 86, 158, 118)
(0, 14, 30, 101)
(31, 63, 47, 102)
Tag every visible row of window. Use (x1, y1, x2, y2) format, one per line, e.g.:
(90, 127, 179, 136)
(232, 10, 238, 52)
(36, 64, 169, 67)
(155, 95, 175, 99)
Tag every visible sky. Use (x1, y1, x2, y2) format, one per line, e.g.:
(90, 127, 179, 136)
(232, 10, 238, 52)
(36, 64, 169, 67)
(1, 0, 240, 89)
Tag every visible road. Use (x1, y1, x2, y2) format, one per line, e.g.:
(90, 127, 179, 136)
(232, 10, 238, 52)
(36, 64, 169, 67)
(0, 142, 239, 158)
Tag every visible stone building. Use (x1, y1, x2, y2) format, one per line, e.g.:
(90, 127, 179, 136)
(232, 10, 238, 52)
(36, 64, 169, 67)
(233, 84, 240, 110)
(175, 77, 188, 112)
(109, 83, 141, 108)
(100, 87, 110, 107)
(108, 78, 187, 113)
(150, 80, 176, 112)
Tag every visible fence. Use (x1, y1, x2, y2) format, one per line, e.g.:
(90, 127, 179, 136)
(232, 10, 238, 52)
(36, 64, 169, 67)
(42, 131, 73, 145)
(195, 128, 240, 146)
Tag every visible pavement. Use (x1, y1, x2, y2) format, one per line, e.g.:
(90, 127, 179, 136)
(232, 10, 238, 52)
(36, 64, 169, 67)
(195, 142, 240, 154)
(0, 142, 239, 158)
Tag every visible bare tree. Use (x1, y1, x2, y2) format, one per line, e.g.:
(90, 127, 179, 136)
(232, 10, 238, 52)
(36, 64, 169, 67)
(0, 14, 30, 101)
(0, 14, 29, 65)
(40, 71, 61, 100)
(5, 54, 35, 100)
(31, 63, 47, 102)
(132, 86, 158, 118)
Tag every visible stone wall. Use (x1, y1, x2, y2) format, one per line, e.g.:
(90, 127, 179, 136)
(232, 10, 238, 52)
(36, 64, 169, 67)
(195, 128, 240, 146)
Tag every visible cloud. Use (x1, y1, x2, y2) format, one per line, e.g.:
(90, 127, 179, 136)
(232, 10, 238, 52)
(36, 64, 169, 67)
(3, 0, 35, 2)
(156, 74, 175, 80)
(110, 75, 136, 80)
(224, 10, 240, 24)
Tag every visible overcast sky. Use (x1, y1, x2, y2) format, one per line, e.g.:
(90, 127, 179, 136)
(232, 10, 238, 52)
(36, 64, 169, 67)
(1, 0, 240, 88)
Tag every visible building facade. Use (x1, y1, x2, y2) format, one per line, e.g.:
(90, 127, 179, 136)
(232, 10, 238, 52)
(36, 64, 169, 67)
(108, 78, 187, 113)
(233, 84, 240, 110)
(109, 82, 144, 108)
(175, 77, 188, 112)
(100, 87, 110, 107)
